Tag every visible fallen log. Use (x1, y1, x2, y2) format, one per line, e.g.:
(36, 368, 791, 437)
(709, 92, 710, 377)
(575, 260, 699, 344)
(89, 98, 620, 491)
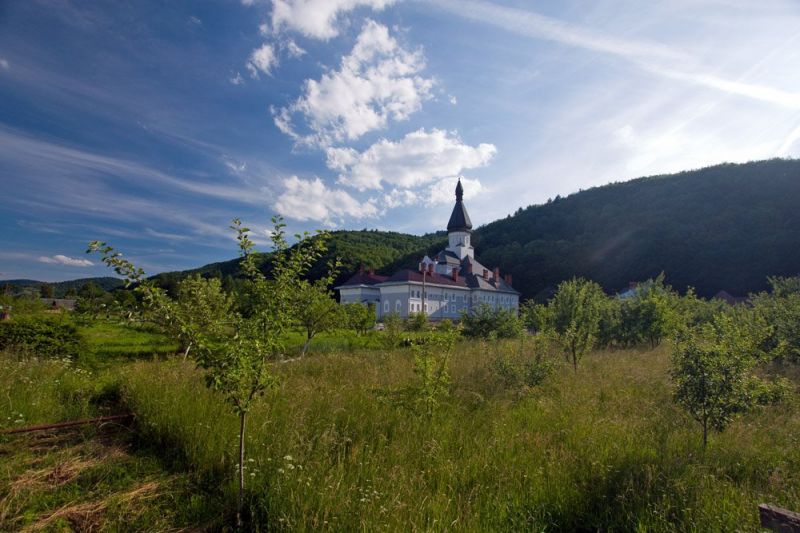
(1, 414, 134, 435)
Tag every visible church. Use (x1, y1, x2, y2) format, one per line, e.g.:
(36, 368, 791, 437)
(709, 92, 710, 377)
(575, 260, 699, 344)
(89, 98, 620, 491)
(335, 180, 520, 320)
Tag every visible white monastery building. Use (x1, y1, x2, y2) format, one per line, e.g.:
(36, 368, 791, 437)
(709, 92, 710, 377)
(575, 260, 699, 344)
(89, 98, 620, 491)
(336, 180, 520, 320)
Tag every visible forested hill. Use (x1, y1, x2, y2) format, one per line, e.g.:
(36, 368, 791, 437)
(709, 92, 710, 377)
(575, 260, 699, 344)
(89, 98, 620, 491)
(474, 158, 800, 299)
(10, 159, 798, 301)
(151, 230, 447, 292)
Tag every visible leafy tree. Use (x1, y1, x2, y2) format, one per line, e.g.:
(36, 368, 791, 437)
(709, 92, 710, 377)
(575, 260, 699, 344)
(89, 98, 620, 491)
(749, 275, 800, 362)
(382, 311, 403, 348)
(173, 275, 234, 359)
(39, 284, 54, 298)
(405, 311, 429, 332)
(196, 217, 330, 526)
(90, 217, 332, 527)
(76, 282, 111, 319)
(671, 313, 787, 448)
(342, 302, 376, 335)
(461, 304, 522, 339)
(547, 278, 605, 371)
(520, 300, 549, 333)
(294, 279, 341, 357)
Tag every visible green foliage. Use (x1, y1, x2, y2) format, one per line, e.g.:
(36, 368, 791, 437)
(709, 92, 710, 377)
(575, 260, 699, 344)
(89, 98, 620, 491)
(612, 274, 684, 348)
(341, 303, 376, 335)
(38, 283, 54, 298)
(671, 313, 788, 448)
(198, 216, 333, 526)
(461, 304, 523, 339)
(546, 278, 605, 370)
(477, 158, 800, 299)
(0, 316, 85, 359)
(404, 311, 429, 332)
(521, 300, 549, 332)
(750, 275, 800, 362)
(114, 344, 800, 531)
(172, 275, 233, 358)
(382, 311, 403, 348)
(490, 334, 556, 389)
(294, 280, 342, 356)
(379, 331, 458, 419)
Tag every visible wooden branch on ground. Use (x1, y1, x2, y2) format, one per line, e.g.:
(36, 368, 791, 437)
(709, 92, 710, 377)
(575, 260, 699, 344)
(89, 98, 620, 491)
(760, 504, 800, 532)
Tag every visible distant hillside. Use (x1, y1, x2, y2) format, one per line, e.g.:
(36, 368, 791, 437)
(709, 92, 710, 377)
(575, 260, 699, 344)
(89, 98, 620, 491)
(150, 230, 447, 294)
(1, 277, 125, 297)
(475, 158, 800, 299)
(11, 159, 799, 302)
(157, 159, 800, 300)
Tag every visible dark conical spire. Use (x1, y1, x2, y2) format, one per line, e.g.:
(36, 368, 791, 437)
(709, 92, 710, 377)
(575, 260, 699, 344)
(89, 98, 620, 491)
(447, 179, 472, 232)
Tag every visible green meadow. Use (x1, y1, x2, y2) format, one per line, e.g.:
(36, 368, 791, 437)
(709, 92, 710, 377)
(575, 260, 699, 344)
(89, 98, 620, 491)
(2, 320, 799, 531)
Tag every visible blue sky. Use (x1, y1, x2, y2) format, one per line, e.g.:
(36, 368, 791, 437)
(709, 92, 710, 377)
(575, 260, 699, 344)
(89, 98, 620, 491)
(1, 0, 799, 281)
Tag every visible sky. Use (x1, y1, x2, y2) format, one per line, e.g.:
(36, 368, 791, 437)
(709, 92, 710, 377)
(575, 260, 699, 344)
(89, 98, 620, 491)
(1, 0, 800, 282)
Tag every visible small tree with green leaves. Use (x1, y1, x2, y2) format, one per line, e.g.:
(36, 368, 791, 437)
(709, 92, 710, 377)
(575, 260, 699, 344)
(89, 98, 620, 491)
(342, 302, 376, 335)
(202, 217, 329, 526)
(90, 217, 332, 527)
(461, 304, 523, 339)
(411, 330, 458, 418)
(547, 278, 606, 371)
(382, 311, 403, 348)
(405, 311, 429, 332)
(379, 330, 458, 418)
(173, 274, 234, 359)
(294, 279, 341, 357)
(671, 312, 787, 448)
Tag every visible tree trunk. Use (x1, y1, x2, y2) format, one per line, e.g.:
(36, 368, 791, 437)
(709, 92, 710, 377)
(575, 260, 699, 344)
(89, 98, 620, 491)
(237, 411, 246, 528)
(301, 334, 313, 358)
(182, 342, 192, 361)
(702, 417, 708, 450)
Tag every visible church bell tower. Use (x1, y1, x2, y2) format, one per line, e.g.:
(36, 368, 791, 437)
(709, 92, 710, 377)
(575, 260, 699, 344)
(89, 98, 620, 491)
(445, 179, 474, 260)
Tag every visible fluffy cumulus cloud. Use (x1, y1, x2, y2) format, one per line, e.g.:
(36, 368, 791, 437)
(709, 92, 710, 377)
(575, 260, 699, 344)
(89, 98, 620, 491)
(0, 58, 9, 70)
(274, 176, 378, 225)
(327, 128, 496, 190)
(38, 254, 93, 267)
(383, 176, 483, 209)
(273, 20, 434, 146)
(247, 43, 278, 77)
(270, 0, 395, 40)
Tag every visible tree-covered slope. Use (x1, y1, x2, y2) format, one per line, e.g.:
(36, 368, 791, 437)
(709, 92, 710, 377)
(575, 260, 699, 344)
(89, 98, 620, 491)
(151, 230, 447, 293)
(474, 158, 800, 299)
(1, 277, 125, 297)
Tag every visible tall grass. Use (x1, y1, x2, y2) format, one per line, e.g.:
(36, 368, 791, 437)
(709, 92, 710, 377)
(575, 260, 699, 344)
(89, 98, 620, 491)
(119, 342, 800, 531)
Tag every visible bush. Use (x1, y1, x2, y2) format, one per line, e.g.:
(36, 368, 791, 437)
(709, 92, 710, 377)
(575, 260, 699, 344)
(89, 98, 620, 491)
(461, 304, 522, 339)
(0, 316, 85, 359)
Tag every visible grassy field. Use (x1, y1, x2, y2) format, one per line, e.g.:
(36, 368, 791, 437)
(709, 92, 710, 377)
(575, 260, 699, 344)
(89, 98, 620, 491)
(2, 321, 800, 531)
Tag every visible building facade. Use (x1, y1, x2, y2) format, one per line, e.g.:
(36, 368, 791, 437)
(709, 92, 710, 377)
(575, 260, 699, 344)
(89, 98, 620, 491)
(336, 180, 520, 320)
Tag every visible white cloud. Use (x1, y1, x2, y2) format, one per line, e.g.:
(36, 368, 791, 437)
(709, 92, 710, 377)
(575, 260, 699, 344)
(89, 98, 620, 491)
(383, 176, 483, 209)
(38, 254, 93, 267)
(270, 0, 395, 40)
(285, 39, 307, 58)
(274, 176, 378, 224)
(0, 58, 9, 70)
(188, 15, 202, 26)
(327, 128, 496, 190)
(273, 20, 434, 146)
(230, 72, 245, 85)
(247, 43, 278, 77)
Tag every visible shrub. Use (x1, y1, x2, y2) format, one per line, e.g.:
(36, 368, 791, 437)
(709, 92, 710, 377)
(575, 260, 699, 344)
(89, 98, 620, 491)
(461, 304, 522, 339)
(0, 316, 85, 359)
